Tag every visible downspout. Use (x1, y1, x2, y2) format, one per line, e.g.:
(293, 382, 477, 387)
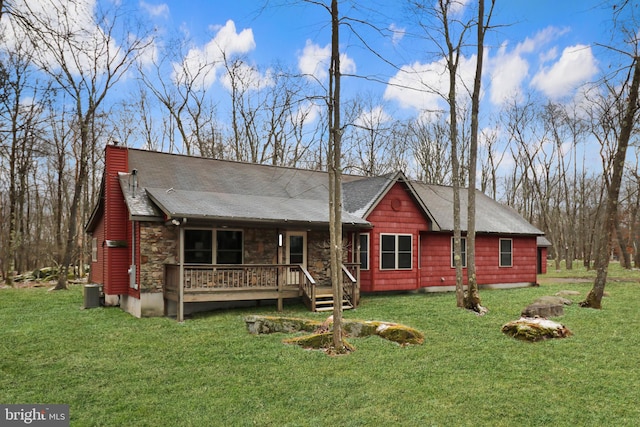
(128, 221, 138, 291)
(128, 169, 139, 292)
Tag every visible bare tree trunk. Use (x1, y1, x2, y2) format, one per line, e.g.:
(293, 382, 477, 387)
(55, 118, 90, 290)
(464, 0, 493, 314)
(614, 221, 631, 268)
(328, 0, 346, 352)
(581, 56, 640, 308)
(436, 0, 465, 307)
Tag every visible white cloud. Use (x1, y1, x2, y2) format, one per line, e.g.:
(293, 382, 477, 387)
(449, 0, 471, 15)
(389, 23, 405, 46)
(384, 55, 477, 112)
(1, 0, 129, 77)
(486, 26, 574, 106)
(354, 106, 392, 128)
(136, 35, 159, 69)
(297, 40, 356, 82)
(298, 41, 329, 80)
(488, 42, 529, 105)
(516, 26, 568, 55)
(139, 1, 169, 19)
(530, 44, 598, 99)
(219, 62, 274, 92)
(539, 47, 558, 63)
(293, 101, 322, 128)
(173, 20, 255, 89)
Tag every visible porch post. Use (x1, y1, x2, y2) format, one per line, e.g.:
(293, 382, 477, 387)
(355, 231, 361, 306)
(277, 229, 283, 312)
(178, 226, 185, 322)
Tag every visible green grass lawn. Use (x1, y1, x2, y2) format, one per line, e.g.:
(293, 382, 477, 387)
(1, 263, 639, 426)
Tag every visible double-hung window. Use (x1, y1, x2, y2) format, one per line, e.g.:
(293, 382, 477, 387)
(451, 237, 467, 268)
(380, 234, 412, 270)
(184, 229, 243, 264)
(499, 238, 513, 267)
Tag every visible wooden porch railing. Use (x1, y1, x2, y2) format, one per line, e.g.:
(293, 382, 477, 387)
(165, 264, 306, 292)
(342, 263, 359, 308)
(164, 262, 359, 312)
(299, 266, 317, 311)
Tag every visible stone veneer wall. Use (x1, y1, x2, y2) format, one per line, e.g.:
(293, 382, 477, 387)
(136, 225, 348, 293)
(243, 228, 279, 264)
(138, 222, 178, 293)
(307, 230, 350, 286)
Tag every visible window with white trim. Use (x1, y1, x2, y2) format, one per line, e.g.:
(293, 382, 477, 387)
(184, 229, 243, 264)
(451, 237, 467, 268)
(380, 234, 412, 270)
(499, 238, 513, 267)
(91, 238, 98, 262)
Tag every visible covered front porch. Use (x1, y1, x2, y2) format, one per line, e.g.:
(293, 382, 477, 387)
(163, 263, 359, 320)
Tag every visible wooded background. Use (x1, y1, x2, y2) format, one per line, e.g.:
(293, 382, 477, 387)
(1, 0, 639, 284)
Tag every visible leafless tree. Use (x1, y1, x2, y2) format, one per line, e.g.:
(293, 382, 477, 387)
(408, 114, 452, 184)
(327, 0, 347, 353)
(463, 0, 494, 313)
(581, 54, 640, 307)
(342, 94, 406, 176)
(0, 36, 49, 282)
(139, 36, 217, 156)
(6, 0, 153, 289)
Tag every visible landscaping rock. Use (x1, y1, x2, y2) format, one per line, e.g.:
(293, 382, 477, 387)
(244, 315, 320, 334)
(374, 323, 425, 346)
(244, 315, 424, 347)
(555, 290, 581, 297)
(521, 295, 572, 318)
(501, 317, 572, 342)
(521, 300, 564, 318)
(534, 295, 573, 306)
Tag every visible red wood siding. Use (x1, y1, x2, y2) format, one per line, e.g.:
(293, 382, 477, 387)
(103, 145, 131, 295)
(360, 182, 429, 292)
(420, 234, 538, 287)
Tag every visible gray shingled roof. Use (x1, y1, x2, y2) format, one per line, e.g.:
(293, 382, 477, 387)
(126, 149, 370, 227)
(411, 182, 543, 235)
(116, 148, 543, 236)
(343, 173, 396, 218)
(537, 236, 552, 247)
(118, 173, 163, 220)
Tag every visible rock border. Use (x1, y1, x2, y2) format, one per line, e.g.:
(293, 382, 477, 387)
(244, 315, 425, 350)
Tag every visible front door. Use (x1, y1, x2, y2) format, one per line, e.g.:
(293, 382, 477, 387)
(286, 231, 307, 285)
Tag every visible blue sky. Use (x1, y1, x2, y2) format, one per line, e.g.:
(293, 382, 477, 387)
(1, 0, 624, 174)
(2, 0, 615, 119)
(138, 0, 611, 113)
